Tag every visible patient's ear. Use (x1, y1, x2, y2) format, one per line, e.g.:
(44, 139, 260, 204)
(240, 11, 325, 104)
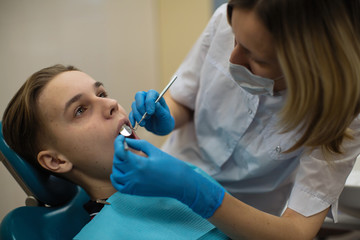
(37, 150, 73, 173)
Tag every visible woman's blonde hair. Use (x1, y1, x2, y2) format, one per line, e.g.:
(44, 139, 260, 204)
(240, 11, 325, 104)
(228, 0, 360, 154)
(2, 64, 78, 168)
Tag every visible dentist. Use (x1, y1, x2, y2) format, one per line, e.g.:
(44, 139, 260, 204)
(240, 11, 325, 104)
(111, 1, 360, 239)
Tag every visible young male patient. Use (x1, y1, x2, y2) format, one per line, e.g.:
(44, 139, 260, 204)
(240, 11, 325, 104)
(2, 64, 228, 239)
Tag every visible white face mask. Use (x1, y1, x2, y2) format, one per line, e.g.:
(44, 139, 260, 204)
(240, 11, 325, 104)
(229, 62, 282, 96)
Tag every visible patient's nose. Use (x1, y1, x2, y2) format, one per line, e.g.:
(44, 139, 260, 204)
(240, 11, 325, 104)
(103, 98, 118, 118)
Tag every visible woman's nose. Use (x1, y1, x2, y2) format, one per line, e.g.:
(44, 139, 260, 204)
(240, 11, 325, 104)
(229, 44, 250, 70)
(103, 98, 119, 118)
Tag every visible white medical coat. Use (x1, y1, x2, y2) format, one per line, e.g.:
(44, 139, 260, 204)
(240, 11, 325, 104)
(162, 4, 360, 220)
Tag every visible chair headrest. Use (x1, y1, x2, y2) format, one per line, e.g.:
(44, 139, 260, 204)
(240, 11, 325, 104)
(0, 121, 78, 206)
(0, 185, 90, 240)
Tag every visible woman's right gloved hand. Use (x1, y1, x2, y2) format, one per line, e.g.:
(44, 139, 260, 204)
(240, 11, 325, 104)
(129, 89, 174, 136)
(111, 135, 225, 219)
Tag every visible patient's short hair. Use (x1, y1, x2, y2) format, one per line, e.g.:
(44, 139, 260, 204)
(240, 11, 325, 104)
(2, 64, 79, 168)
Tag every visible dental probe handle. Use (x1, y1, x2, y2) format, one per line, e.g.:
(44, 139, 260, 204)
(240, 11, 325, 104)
(134, 75, 177, 129)
(155, 75, 178, 103)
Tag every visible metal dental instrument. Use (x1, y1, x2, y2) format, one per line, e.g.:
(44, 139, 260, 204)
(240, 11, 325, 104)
(120, 124, 132, 150)
(133, 75, 178, 131)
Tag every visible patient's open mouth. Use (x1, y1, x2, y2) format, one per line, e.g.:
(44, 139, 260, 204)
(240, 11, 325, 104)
(119, 124, 139, 139)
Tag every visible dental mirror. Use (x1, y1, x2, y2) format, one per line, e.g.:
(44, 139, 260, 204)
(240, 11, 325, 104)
(119, 124, 132, 150)
(120, 124, 132, 137)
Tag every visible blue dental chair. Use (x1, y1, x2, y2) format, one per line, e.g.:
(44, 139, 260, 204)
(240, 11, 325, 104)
(0, 122, 90, 240)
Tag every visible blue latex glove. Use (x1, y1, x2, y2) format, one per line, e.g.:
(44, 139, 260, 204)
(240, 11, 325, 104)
(110, 135, 225, 219)
(129, 90, 174, 135)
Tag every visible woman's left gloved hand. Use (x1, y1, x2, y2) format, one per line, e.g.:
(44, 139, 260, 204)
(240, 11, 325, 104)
(110, 135, 225, 219)
(129, 90, 174, 136)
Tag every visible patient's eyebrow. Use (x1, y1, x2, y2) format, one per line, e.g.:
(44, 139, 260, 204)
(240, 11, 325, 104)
(64, 81, 104, 113)
(64, 93, 82, 113)
(94, 81, 104, 88)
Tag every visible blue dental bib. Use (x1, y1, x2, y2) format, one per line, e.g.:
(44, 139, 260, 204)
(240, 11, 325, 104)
(74, 165, 228, 240)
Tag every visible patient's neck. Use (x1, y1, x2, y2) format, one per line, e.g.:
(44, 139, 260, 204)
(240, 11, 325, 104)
(77, 178, 117, 200)
(86, 184, 117, 201)
(65, 172, 117, 200)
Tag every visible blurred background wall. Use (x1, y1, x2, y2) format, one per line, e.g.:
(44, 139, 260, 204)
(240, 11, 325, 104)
(0, 0, 219, 221)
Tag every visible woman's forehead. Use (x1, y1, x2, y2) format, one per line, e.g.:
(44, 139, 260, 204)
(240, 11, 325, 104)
(231, 8, 276, 61)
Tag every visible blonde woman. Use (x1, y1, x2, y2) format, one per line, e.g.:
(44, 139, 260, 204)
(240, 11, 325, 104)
(114, 0, 360, 239)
